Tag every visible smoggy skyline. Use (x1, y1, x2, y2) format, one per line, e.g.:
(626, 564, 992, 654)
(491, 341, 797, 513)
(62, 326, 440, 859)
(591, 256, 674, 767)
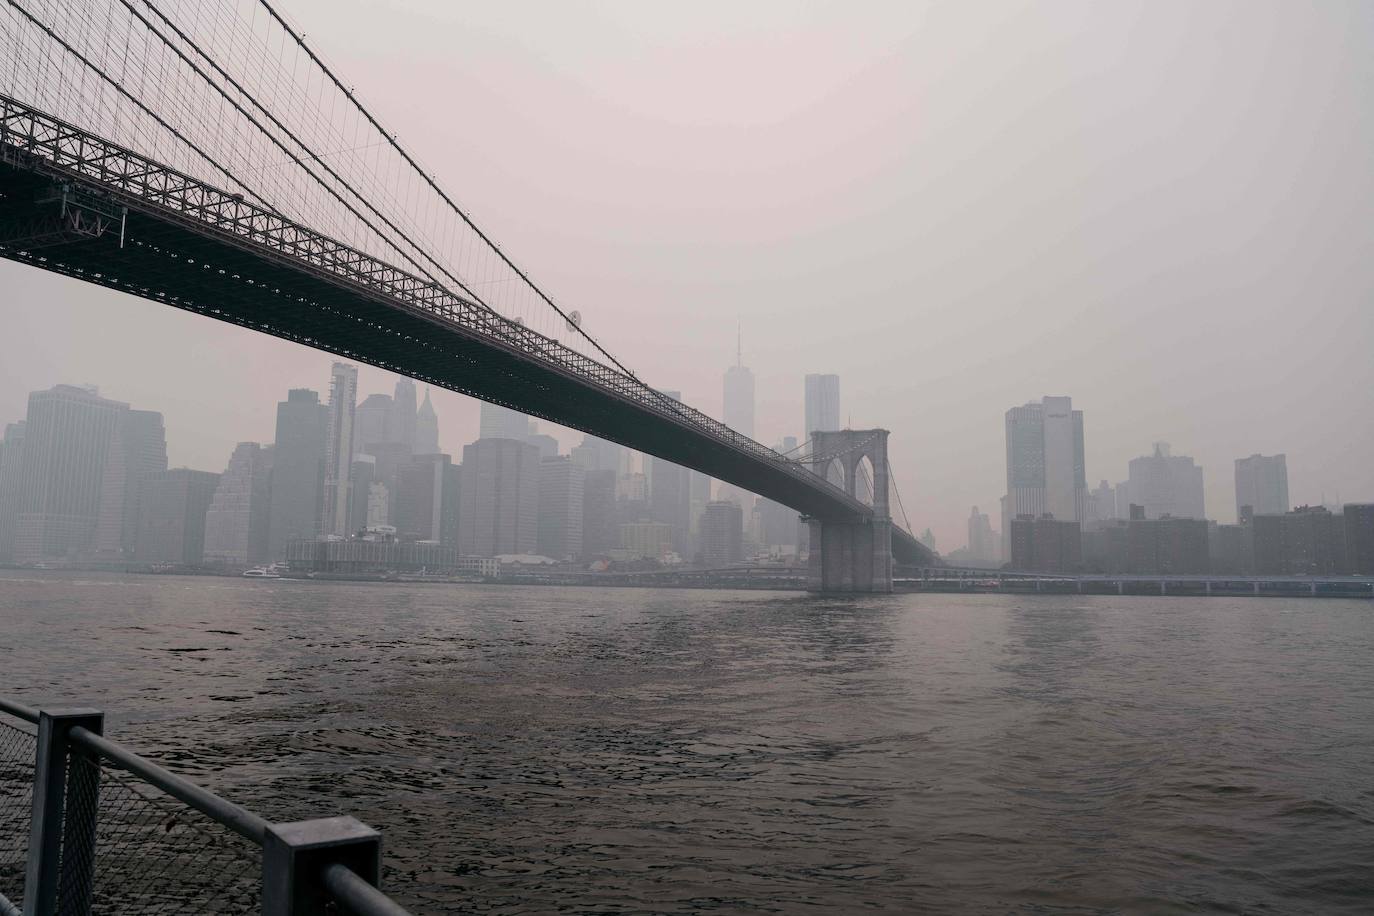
(2, 0, 1371, 549)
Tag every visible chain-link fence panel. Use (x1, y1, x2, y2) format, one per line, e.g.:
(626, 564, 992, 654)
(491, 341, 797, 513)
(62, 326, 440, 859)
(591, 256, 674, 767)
(0, 719, 36, 908)
(60, 755, 260, 915)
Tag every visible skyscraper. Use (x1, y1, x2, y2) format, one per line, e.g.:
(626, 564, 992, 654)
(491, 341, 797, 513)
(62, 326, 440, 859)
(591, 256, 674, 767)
(415, 388, 440, 455)
(135, 468, 221, 565)
(700, 500, 743, 567)
(479, 402, 530, 441)
(804, 374, 841, 438)
(353, 393, 395, 456)
(395, 453, 456, 542)
(1125, 443, 1205, 519)
(723, 334, 755, 439)
(203, 442, 273, 566)
(323, 362, 359, 537)
(93, 409, 168, 557)
(459, 438, 539, 556)
(267, 389, 328, 559)
(392, 378, 418, 454)
(1004, 396, 1086, 530)
(1235, 454, 1289, 520)
(14, 385, 127, 563)
(537, 456, 584, 560)
(0, 421, 25, 562)
(570, 434, 625, 475)
(581, 469, 618, 558)
(967, 506, 997, 566)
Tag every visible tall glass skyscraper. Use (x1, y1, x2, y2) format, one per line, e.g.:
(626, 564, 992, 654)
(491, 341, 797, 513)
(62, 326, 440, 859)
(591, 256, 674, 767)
(804, 374, 840, 439)
(268, 388, 328, 558)
(1234, 453, 1289, 520)
(14, 385, 127, 563)
(723, 337, 755, 440)
(1004, 396, 1086, 532)
(323, 362, 358, 536)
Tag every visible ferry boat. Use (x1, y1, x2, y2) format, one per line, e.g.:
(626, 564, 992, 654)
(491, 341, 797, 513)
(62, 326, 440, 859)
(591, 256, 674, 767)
(242, 563, 286, 579)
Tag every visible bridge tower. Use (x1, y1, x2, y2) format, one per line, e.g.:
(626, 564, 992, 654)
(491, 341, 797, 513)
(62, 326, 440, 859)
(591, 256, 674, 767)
(806, 429, 893, 593)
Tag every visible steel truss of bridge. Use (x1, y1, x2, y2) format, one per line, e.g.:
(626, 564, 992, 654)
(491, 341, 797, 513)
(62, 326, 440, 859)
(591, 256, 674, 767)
(0, 92, 934, 570)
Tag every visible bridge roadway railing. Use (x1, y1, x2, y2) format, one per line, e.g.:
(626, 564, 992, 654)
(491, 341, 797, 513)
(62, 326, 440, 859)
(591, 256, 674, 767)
(0, 695, 413, 915)
(0, 93, 875, 524)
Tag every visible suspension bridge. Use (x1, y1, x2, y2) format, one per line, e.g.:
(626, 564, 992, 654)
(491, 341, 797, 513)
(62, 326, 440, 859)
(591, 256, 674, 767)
(0, 0, 936, 591)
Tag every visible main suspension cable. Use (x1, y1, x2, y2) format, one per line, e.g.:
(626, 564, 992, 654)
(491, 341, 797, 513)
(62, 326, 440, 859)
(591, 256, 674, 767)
(253, 0, 639, 380)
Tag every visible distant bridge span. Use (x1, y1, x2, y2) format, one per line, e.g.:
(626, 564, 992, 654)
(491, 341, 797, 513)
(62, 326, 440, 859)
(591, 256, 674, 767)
(0, 95, 935, 583)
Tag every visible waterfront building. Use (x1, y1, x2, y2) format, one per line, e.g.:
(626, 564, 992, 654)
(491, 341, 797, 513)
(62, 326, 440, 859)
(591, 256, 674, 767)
(804, 374, 840, 438)
(286, 536, 464, 576)
(724, 338, 755, 440)
(1125, 517, 1210, 574)
(0, 421, 25, 562)
(1252, 506, 1348, 575)
(1235, 454, 1289, 521)
(537, 456, 584, 560)
(479, 402, 531, 441)
(392, 378, 418, 455)
(1209, 523, 1251, 575)
(135, 468, 220, 565)
(93, 409, 168, 557)
(1124, 443, 1205, 520)
(395, 453, 457, 543)
(619, 521, 672, 561)
(1345, 504, 1374, 575)
(459, 437, 539, 556)
(700, 500, 744, 567)
(13, 385, 127, 563)
(1009, 514, 1081, 573)
(1080, 520, 1128, 573)
(1004, 397, 1086, 539)
(353, 394, 394, 458)
(203, 443, 273, 566)
(414, 388, 440, 455)
(322, 363, 359, 537)
(581, 469, 618, 558)
(267, 388, 328, 559)
(1252, 507, 1343, 575)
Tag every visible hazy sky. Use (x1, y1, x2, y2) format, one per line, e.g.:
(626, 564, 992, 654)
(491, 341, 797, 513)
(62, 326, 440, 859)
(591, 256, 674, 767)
(2, 0, 1371, 549)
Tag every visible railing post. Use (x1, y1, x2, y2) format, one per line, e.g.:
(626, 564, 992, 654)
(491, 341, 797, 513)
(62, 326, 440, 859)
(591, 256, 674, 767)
(24, 708, 104, 916)
(263, 816, 381, 916)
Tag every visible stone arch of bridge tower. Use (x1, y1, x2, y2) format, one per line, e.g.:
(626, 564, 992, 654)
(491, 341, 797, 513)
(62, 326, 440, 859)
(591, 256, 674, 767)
(809, 429, 889, 520)
(805, 429, 893, 594)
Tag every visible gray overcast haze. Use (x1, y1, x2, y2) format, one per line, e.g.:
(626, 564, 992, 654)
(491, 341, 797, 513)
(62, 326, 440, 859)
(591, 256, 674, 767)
(1, 0, 1371, 549)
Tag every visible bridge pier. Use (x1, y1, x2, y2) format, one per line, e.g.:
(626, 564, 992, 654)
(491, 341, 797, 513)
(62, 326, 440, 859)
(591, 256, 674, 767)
(805, 430, 893, 594)
(806, 518, 892, 593)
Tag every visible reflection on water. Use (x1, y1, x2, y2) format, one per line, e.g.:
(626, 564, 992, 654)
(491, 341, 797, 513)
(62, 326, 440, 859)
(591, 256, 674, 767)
(2, 571, 1372, 913)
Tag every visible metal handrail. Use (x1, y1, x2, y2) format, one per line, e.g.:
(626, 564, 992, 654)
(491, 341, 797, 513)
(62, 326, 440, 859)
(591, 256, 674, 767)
(321, 863, 414, 916)
(0, 697, 38, 723)
(66, 726, 269, 844)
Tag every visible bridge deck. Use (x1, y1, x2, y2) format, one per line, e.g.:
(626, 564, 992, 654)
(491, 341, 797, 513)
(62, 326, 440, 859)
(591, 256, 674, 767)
(0, 94, 933, 563)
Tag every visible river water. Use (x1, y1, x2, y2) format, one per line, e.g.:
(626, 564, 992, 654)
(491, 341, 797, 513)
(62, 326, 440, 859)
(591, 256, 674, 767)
(1, 571, 1372, 913)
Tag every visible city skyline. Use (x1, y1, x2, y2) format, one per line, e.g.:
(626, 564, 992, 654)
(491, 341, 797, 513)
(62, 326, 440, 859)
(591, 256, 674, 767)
(0, 344, 1368, 553)
(2, 0, 1372, 550)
